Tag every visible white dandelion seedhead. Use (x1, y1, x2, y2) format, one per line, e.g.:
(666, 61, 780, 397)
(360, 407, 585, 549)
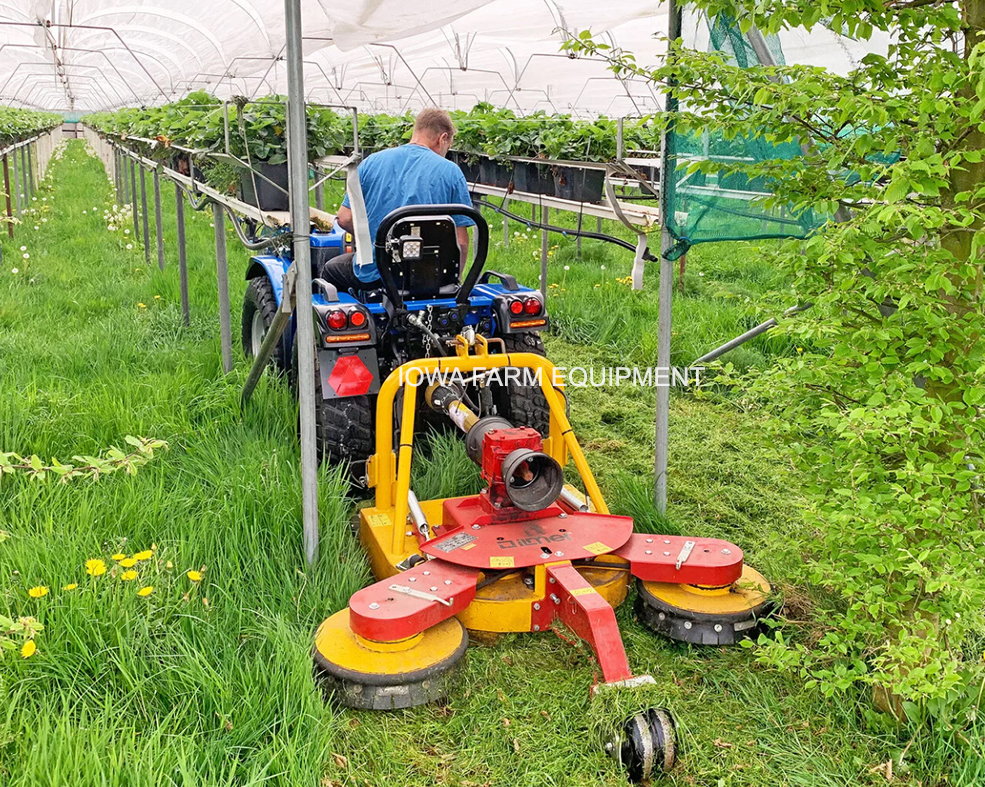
(11, 268, 18, 274)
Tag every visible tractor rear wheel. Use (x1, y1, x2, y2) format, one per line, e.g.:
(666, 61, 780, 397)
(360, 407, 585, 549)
(242, 276, 289, 375)
(493, 332, 565, 436)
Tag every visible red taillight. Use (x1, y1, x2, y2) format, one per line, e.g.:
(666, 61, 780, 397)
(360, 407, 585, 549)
(523, 297, 542, 316)
(508, 299, 524, 315)
(349, 310, 367, 328)
(327, 310, 347, 330)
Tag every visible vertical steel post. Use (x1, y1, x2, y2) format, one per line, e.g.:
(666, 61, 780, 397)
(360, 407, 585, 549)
(213, 203, 233, 374)
(115, 149, 122, 202)
(12, 147, 20, 217)
(20, 146, 29, 206)
(176, 183, 190, 326)
(3, 155, 13, 240)
(140, 165, 151, 265)
(285, 0, 320, 565)
(26, 143, 34, 201)
(576, 212, 583, 258)
(130, 156, 139, 239)
(154, 166, 165, 271)
(654, 0, 681, 513)
(540, 206, 549, 299)
(315, 179, 324, 210)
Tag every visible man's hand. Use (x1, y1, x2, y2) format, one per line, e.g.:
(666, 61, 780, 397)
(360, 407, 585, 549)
(336, 205, 353, 233)
(457, 225, 470, 276)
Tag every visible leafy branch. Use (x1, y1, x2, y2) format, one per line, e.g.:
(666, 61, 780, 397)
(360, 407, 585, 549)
(0, 437, 168, 483)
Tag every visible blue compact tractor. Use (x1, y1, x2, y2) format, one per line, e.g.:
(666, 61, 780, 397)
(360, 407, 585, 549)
(241, 205, 557, 482)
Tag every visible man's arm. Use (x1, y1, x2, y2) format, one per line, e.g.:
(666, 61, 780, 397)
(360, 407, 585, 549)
(457, 226, 470, 276)
(336, 204, 353, 233)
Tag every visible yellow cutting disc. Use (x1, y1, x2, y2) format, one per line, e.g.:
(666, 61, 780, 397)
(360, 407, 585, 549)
(639, 564, 771, 616)
(313, 608, 467, 677)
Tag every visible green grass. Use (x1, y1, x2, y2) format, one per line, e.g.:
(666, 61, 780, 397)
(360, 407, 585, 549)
(0, 141, 979, 786)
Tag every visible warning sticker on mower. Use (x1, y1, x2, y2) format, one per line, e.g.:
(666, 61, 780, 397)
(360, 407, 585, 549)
(431, 533, 477, 553)
(490, 556, 515, 568)
(571, 587, 596, 597)
(582, 542, 611, 555)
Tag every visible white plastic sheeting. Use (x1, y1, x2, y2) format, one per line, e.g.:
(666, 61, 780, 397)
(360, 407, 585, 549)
(0, 1, 881, 115)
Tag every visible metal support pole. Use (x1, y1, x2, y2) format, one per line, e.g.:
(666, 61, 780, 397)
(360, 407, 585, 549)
(3, 155, 13, 240)
(20, 146, 28, 206)
(26, 143, 34, 200)
(140, 165, 151, 265)
(285, 0, 320, 565)
(175, 184, 190, 326)
(130, 156, 139, 239)
(654, 0, 682, 513)
(315, 178, 324, 210)
(213, 203, 233, 374)
(576, 212, 583, 258)
(503, 199, 509, 248)
(12, 147, 20, 217)
(153, 166, 165, 271)
(540, 206, 549, 299)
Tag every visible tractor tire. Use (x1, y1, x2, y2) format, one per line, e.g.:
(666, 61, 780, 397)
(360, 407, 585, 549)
(242, 276, 289, 375)
(493, 332, 565, 436)
(313, 349, 375, 483)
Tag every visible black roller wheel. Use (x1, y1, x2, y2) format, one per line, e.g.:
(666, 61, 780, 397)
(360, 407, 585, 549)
(242, 276, 289, 375)
(609, 707, 677, 782)
(313, 348, 375, 483)
(313, 610, 468, 710)
(634, 564, 779, 646)
(493, 332, 566, 436)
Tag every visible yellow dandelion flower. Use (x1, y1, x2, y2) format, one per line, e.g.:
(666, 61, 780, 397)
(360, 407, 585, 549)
(137, 303, 146, 309)
(63, 583, 78, 591)
(137, 586, 153, 597)
(21, 640, 36, 658)
(28, 586, 49, 598)
(85, 559, 107, 577)
(165, 561, 173, 569)
(186, 570, 203, 582)
(120, 570, 138, 581)
(134, 550, 153, 561)
(119, 557, 137, 568)
(153, 295, 161, 300)
(111, 553, 126, 561)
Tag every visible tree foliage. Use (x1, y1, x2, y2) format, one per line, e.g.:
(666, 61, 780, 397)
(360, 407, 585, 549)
(568, 0, 985, 718)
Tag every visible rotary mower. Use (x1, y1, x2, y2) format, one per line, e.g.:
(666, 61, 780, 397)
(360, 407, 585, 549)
(241, 203, 776, 781)
(311, 328, 776, 782)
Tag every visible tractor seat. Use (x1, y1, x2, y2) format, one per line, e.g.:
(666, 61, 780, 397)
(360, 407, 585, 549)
(381, 214, 462, 301)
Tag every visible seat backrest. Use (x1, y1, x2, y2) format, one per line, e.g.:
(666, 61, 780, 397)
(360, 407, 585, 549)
(386, 215, 460, 299)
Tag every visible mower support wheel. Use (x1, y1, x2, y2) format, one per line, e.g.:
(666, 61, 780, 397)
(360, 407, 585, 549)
(313, 609, 468, 710)
(635, 564, 778, 646)
(609, 707, 677, 782)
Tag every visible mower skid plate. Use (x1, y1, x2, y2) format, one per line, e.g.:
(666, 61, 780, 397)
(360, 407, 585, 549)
(349, 560, 480, 642)
(614, 534, 743, 587)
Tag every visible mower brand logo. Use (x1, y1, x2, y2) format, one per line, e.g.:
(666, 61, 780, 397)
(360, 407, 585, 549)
(400, 366, 704, 389)
(497, 522, 572, 550)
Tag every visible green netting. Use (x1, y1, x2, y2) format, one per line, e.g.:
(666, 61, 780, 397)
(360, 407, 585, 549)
(661, 14, 828, 260)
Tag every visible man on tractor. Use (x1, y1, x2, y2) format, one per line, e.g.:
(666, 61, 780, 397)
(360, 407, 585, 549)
(321, 107, 475, 292)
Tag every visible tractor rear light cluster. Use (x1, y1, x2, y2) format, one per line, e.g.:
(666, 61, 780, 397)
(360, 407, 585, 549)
(326, 309, 370, 332)
(523, 297, 542, 316)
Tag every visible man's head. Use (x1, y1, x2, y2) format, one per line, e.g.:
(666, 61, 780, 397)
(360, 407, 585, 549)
(409, 108, 455, 157)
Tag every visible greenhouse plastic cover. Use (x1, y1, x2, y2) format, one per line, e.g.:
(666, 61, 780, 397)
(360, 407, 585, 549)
(0, 1, 883, 115)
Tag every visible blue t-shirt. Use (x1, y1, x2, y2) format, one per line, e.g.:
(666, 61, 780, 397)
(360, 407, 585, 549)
(341, 144, 475, 283)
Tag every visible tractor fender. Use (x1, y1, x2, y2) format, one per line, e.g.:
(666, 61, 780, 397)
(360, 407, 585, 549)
(245, 255, 291, 308)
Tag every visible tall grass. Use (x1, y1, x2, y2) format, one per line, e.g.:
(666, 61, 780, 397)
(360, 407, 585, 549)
(0, 142, 972, 786)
